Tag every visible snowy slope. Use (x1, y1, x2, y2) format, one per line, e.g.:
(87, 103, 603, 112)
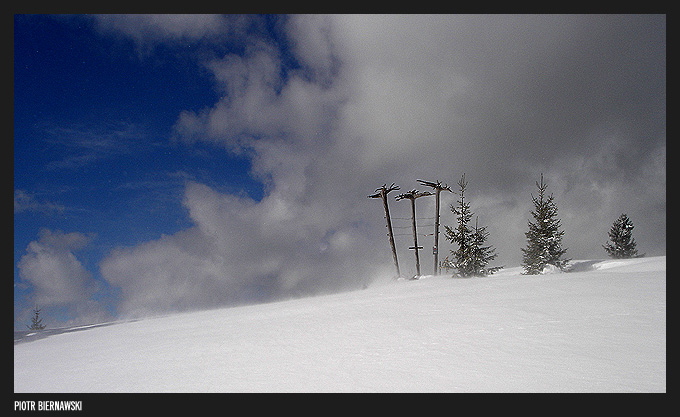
(14, 256, 666, 392)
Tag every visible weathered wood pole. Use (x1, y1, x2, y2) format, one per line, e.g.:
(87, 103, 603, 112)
(417, 179, 453, 275)
(368, 184, 400, 278)
(396, 189, 433, 277)
(408, 197, 421, 275)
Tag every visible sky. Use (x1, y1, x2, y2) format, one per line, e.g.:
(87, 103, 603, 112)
(14, 14, 666, 328)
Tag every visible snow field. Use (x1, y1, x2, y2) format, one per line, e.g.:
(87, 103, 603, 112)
(14, 256, 665, 392)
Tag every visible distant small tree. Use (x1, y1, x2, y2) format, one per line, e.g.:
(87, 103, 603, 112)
(603, 214, 642, 259)
(521, 174, 569, 274)
(27, 307, 46, 330)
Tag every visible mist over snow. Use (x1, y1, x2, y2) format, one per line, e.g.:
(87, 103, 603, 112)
(14, 15, 664, 326)
(99, 180, 385, 317)
(15, 257, 666, 393)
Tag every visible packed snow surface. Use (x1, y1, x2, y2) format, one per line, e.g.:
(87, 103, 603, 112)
(14, 257, 665, 392)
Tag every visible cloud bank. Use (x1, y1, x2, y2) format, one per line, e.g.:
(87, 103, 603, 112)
(94, 15, 665, 318)
(17, 229, 108, 324)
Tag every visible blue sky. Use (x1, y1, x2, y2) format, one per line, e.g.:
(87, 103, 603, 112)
(14, 15, 665, 329)
(14, 15, 267, 326)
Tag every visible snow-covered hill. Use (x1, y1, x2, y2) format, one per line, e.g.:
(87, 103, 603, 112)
(14, 257, 666, 393)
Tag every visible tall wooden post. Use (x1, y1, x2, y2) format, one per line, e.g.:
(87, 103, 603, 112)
(409, 197, 421, 276)
(417, 179, 452, 275)
(396, 189, 433, 277)
(368, 184, 400, 278)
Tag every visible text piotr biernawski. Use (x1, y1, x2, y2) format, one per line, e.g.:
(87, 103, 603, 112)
(15, 400, 82, 411)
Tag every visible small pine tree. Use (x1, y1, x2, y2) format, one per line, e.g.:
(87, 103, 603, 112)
(521, 174, 569, 274)
(444, 174, 501, 277)
(469, 217, 503, 276)
(603, 213, 641, 259)
(27, 307, 46, 331)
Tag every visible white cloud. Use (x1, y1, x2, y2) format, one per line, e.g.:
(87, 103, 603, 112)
(100, 15, 664, 316)
(17, 230, 101, 315)
(100, 181, 385, 318)
(285, 15, 339, 85)
(16, 229, 115, 327)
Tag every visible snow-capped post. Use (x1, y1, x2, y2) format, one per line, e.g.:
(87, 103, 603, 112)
(396, 189, 433, 278)
(417, 179, 453, 275)
(368, 183, 401, 278)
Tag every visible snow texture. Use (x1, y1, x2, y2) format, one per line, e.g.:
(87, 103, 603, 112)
(14, 257, 665, 392)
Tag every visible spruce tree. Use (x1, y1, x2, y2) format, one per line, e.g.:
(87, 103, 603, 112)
(444, 174, 473, 276)
(603, 213, 641, 259)
(469, 217, 503, 276)
(521, 174, 569, 274)
(27, 307, 46, 331)
(444, 174, 501, 277)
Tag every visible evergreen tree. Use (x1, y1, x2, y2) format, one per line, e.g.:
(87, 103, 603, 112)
(521, 174, 569, 274)
(444, 174, 501, 277)
(444, 174, 473, 276)
(603, 213, 641, 259)
(469, 217, 503, 276)
(27, 307, 46, 331)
